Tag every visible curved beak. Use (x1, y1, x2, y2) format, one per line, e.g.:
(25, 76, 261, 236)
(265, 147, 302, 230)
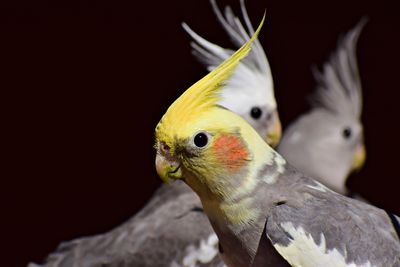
(155, 154, 183, 184)
(351, 143, 366, 172)
(265, 110, 282, 148)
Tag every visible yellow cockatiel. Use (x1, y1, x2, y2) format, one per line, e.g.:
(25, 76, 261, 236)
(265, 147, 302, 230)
(155, 14, 400, 267)
(27, 3, 282, 267)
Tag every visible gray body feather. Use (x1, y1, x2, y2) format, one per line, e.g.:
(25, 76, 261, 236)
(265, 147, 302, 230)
(29, 183, 224, 267)
(204, 158, 400, 267)
(264, 166, 400, 267)
(277, 19, 367, 195)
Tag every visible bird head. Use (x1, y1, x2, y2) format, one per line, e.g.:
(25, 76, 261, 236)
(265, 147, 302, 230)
(182, 0, 281, 147)
(310, 18, 367, 178)
(217, 78, 282, 148)
(155, 15, 271, 199)
(279, 109, 364, 194)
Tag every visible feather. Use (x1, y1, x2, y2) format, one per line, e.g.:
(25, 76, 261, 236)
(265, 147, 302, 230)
(156, 12, 266, 147)
(310, 18, 367, 119)
(182, 0, 274, 101)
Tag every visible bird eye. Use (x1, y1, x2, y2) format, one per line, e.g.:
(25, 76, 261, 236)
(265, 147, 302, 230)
(342, 127, 352, 139)
(250, 107, 262, 119)
(194, 132, 208, 148)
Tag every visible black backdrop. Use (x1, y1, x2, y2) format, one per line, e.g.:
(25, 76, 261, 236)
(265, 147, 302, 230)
(1, 0, 399, 266)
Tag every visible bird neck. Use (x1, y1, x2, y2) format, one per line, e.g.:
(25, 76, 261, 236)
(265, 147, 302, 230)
(199, 141, 286, 227)
(197, 146, 289, 264)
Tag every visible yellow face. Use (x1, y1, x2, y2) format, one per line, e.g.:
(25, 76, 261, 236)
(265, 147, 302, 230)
(154, 14, 266, 193)
(154, 108, 252, 185)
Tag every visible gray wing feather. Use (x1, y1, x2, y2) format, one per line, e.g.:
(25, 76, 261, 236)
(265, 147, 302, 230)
(266, 184, 400, 266)
(28, 183, 224, 267)
(311, 18, 367, 119)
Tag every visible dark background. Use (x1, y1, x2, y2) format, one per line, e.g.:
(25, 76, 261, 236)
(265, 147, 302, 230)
(1, 0, 399, 266)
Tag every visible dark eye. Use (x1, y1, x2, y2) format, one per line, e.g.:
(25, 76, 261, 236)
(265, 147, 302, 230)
(250, 107, 262, 119)
(342, 127, 352, 139)
(194, 132, 208, 148)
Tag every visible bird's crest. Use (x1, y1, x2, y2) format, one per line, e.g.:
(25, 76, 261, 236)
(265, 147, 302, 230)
(310, 18, 367, 119)
(182, 0, 275, 108)
(156, 13, 265, 142)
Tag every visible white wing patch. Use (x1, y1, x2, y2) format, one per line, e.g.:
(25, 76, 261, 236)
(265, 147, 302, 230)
(276, 156, 286, 174)
(263, 154, 286, 184)
(170, 233, 221, 267)
(306, 181, 328, 192)
(273, 222, 375, 267)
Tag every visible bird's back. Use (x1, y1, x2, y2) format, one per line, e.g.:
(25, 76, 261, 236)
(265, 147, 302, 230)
(29, 182, 224, 267)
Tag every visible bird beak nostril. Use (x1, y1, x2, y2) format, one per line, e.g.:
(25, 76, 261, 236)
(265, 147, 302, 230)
(160, 142, 171, 155)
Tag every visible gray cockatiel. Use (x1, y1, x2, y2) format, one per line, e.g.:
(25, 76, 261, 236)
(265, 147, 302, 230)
(27, 2, 280, 267)
(154, 14, 400, 267)
(277, 19, 367, 195)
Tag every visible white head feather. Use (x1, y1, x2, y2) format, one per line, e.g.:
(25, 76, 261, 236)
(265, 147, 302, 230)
(311, 18, 366, 120)
(182, 0, 280, 145)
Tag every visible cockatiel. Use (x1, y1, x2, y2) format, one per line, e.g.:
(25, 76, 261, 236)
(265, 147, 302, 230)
(155, 14, 400, 267)
(277, 19, 367, 195)
(182, 0, 280, 147)
(27, 2, 281, 267)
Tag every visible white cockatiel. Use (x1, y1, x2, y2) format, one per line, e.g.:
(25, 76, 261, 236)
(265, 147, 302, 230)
(277, 19, 367, 195)
(182, 0, 281, 147)
(27, 1, 280, 267)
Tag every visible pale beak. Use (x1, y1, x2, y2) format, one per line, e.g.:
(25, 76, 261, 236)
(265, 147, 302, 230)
(155, 154, 182, 184)
(351, 143, 366, 172)
(266, 110, 282, 148)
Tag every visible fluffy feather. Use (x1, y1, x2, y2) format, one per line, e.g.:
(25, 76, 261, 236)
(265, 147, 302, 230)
(182, 0, 279, 145)
(310, 18, 366, 119)
(156, 12, 265, 151)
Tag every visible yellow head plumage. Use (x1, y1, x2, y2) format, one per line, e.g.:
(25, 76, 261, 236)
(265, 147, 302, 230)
(154, 14, 271, 199)
(154, 13, 280, 248)
(156, 13, 266, 151)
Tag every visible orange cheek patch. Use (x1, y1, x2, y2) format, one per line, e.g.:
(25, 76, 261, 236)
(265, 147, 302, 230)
(212, 134, 249, 171)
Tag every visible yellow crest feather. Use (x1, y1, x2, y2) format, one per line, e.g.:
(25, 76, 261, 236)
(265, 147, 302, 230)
(156, 13, 266, 148)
